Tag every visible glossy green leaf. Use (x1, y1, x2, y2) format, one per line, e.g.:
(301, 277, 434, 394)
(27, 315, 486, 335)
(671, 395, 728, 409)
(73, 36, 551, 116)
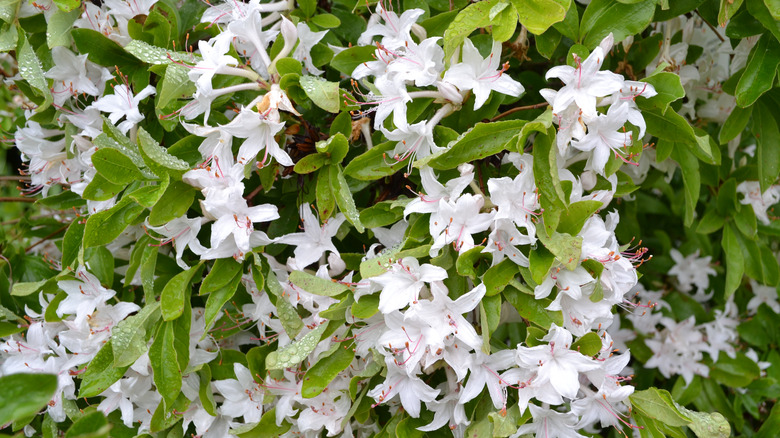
(719, 105, 752, 144)
(150, 321, 182, 408)
(746, 0, 780, 43)
(0, 373, 57, 425)
(161, 263, 203, 321)
(46, 7, 79, 48)
(18, 32, 52, 113)
(65, 411, 110, 438)
(579, 0, 655, 49)
(289, 270, 349, 296)
(442, 0, 498, 57)
(138, 127, 191, 177)
(670, 143, 700, 228)
(92, 148, 144, 186)
(299, 75, 339, 113)
(711, 352, 761, 387)
(752, 101, 780, 193)
(203, 266, 242, 333)
(512, 0, 569, 35)
(316, 166, 336, 220)
(735, 35, 780, 107)
(148, 181, 196, 226)
(722, 223, 744, 298)
(344, 141, 409, 180)
(630, 388, 692, 427)
(483, 259, 519, 296)
(112, 301, 161, 367)
(294, 153, 328, 174)
(571, 332, 601, 356)
(329, 45, 376, 76)
(503, 284, 563, 328)
(718, 0, 744, 25)
(301, 343, 354, 398)
(423, 119, 528, 170)
(79, 341, 131, 398)
(557, 200, 602, 235)
(641, 71, 685, 115)
(330, 164, 365, 232)
(83, 197, 145, 248)
(266, 323, 327, 370)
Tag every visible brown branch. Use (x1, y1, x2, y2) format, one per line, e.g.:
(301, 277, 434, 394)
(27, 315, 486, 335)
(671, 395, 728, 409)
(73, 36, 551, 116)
(25, 224, 69, 253)
(0, 197, 36, 203)
(695, 10, 726, 43)
(491, 102, 550, 122)
(0, 176, 30, 181)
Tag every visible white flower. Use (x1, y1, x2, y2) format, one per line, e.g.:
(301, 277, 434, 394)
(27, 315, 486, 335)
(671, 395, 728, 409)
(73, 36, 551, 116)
(443, 39, 524, 110)
(276, 203, 346, 269)
(736, 181, 780, 225)
(747, 279, 780, 314)
(92, 84, 156, 134)
(571, 102, 632, 175)
(367, 356, 440, 418)
(222, 106, 291, 166)
(358, 3, 423, 49)
(459, 349, 516, 408)
(668, 248, 716, 299)
(429, 193, 495, 257)
(516, 324, 599, 401)
(543, 34, 624, 119)
(371, 257, 447, 313)
(213, 363, 265, 424)
(511, 404, 586, 438)
(145, 216, 207, 269)
(294, 23, 328, 75)
(45, 47, 111, 105)
(57, 267, 116, 325)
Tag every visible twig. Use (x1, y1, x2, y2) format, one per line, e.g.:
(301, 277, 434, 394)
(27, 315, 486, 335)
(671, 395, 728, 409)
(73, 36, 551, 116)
(25, 224, 69, 252)
(0, 197, 36, 203)
(695, 10, 726, 43)
(491, 102, 549, 122)
(0, 176, 29, 181)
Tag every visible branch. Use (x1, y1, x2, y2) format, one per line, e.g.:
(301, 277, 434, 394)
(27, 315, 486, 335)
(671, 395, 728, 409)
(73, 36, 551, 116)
(491, 102, 549, 122)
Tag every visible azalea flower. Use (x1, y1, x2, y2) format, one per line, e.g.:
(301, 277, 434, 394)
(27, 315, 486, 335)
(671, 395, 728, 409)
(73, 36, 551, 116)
(443, 39, 525, 110)
(92, 84, 156, 134)
(358, 3, 424, 49)
(370, 256, 447, 313)
(213, 363, 265, 424)
(511, 404, 586, 438)
(276, 203, 346, 269)
(429, 193, 495, 256)
(367, 356, 440, 418)
(294, 22, 328, 75)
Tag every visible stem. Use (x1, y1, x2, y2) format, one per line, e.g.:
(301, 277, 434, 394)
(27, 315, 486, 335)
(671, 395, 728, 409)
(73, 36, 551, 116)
(0, 176, 29, 181)
(427, 103, 454, 129)
(695, 10, 725, 43)
(255, 0, 293, 12)
(491, 102, 549, 122)
(129, 125, 138, 144)
(213, 82, 264, 98)
(25, 224, 69, 252)
(0, 197, 36, 203)
(220, 66, 264, 84)
(407, 90, 447, 100)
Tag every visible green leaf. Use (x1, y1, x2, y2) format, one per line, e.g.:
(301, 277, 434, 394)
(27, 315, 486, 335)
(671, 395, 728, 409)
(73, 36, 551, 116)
(161, 263, 203, 321)
(670, 143, 700, 228)
(198, 365, 217, 416)
(150, 321, 182, 408)
(537, 231, 581, 271)
(0, 373, 58, 426)
(276, 294, 304, 339)
(556, 200, 602, 235)
(301, 343, 354, 398)
(289, 270, 349, 296)
(123, 39, 195, 65)
(579, 0, 655, 49)
(675, 403, 730, 438)
(203, 266, 243, 333)
(351, 295, 380, 319)
(511, 0, 570, 35)
(719, 105, 752, 144)
(503, 284, 563, 328)
(52, 0, 79, 12)
(158, 63, 195, 108)
(137, 127, 191, 177)
(294, 153, 328, 174)
(82, 173, 126, 201)
(571, 332, 601, 356)
(443, 0, 498, 58)
(236, 408, 291, 438)
(329, 45, 376, 76)
(344, 141, 409, 180)
(423, 120, 528, 170)
(71, 28, 143, 68)
(315, 132, 350, 163)
(266, 323, 327, 370)
(752, 101, 780, 193)
(735, 35, 780, 107)
(710, 351, 761, 387)
(311, 13, 341, 28)
(360, 201, 404, 228)
(630, 388, 692, 427)
(491, 2, 518, 42)
(316, 166, 336, 219)
(722, 223, 745, 298)
(148, 181, 196, 226)
(529, 245, 555, 285)
(92, 148, 144, 186)
(641, 71, 685, 115)
(695, 209, 725, 234)
(65, 411, 110, 438)
(79, 340, 130, 397)
(483, 259, 519, 296)
(200, 259, 243, 296)
(83, 197, 145, 247)
(46, 7, 79, 48)
(330, 164, 365, 232)
(112, 301, 161, 367)
(11, 279, 48, 296)
(533, 126, 568, 236)
(299, 75, 340, 113)
(18, 32, 52, 113)
(746, 0, 780, 43)
(718, 0, 744, 25)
